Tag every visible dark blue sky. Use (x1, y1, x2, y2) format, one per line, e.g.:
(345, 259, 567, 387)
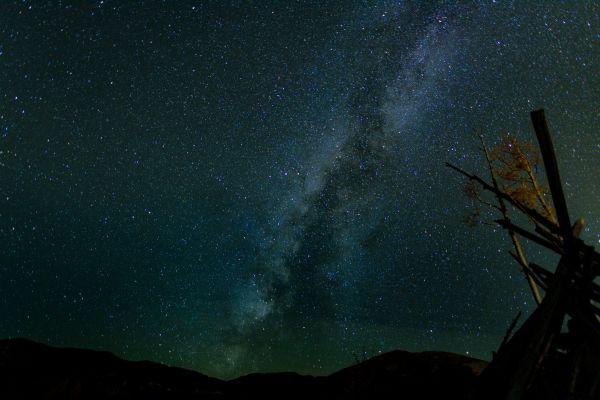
(1, 1, 598, 378)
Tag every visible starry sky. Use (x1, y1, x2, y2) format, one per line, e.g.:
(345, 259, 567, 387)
(0, 0, 598, 379)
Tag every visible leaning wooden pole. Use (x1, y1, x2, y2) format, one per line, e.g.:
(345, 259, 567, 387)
(530, 109, 573, 246)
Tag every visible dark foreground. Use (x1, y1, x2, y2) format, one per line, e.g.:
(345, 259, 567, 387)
(0, 338, 487, 399)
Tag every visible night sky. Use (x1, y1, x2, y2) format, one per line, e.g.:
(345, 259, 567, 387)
(1, 1, 598, 379)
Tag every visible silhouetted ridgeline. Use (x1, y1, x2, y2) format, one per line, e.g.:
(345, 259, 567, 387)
(0, 338, 487, 399)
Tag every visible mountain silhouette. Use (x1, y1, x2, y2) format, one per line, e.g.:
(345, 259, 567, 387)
(0, 338, 487, 399)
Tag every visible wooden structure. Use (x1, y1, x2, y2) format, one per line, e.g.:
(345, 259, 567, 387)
(448, 110, 600, 399)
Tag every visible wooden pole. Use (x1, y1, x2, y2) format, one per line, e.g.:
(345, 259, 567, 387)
(530, 110, 573, 244)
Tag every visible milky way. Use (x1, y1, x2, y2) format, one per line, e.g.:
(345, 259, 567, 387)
(1, 1, 598, 378)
